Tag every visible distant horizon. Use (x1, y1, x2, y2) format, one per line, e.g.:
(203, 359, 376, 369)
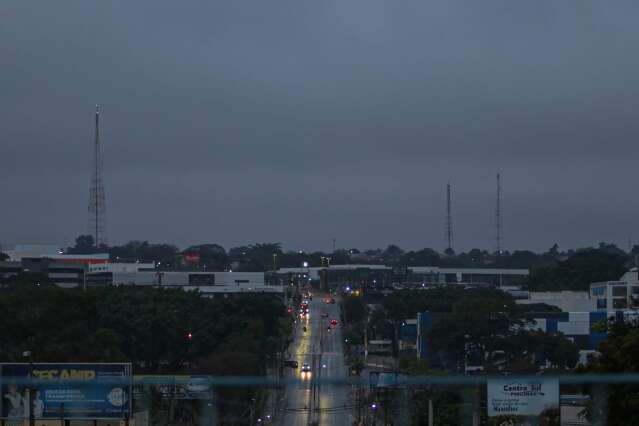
(0, 238, 633, 256)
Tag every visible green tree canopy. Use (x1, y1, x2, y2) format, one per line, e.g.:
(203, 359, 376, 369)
(0, 285, 289, 375)
(109, 241, 180, 266)
(184, 244, 228, 270)
(579, 320, 639, 424)
(67, 234, 98, 254)
(342, 295, 367, 324)
(526, 247, 629, 291)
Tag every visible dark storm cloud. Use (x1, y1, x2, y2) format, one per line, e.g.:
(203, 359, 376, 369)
(2, 0, 639, 252)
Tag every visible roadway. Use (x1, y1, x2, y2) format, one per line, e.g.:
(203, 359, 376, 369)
(277, 294, 352, 426)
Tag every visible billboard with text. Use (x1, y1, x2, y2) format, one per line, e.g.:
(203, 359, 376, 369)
(1, 363, 132, 420)
(487, 378, 559, 417)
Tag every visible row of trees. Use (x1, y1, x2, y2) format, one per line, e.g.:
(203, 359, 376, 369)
(377, 288, 579, 372)
(0, 283, 290, 374)
(526, 245, 629, 291)
(579, 319, 639, 424)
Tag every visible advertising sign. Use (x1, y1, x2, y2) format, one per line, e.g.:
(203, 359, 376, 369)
(183, 252, 200, 265)
(1, 363, 132, 419)
(487, 378, 559, 417)
(133, 376, 213, 400)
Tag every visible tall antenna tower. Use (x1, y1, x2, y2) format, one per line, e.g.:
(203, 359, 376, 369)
(88, 104, 107, 248)
(495, 172, 502, 254)
(446, 182, 453, 253)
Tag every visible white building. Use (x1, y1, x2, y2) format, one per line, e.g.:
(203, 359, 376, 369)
(589, 268, 639, 311)
(275, 264, 529, 287)
(517, 291, 593, 312)
(89, 262, 155, 273)
(86, 269, 282, 296)
(276, 264, 390, 282)
(408, 266, 529, 286)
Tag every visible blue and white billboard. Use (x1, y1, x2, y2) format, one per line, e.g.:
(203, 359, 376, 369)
(487, 378, 559, 417)
(1, 363, 132, 419)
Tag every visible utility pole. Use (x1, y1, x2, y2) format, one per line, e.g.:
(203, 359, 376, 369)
(332, 238, 336, 253)
(88, 104, 107, 248)
(428, 398, 434, 426)
(495, 172, 502, 254)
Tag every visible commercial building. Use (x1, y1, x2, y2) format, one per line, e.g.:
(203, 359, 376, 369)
(1, 258, 87, 288)
(590, 269, 639, 311)
(406, 266, 529, 287)
(85, 268, 282, 296)
(517, 291, 593, 312)
(513, 268, 639, 313)
(399, 319, 417, 351)
(416, 311, 433, 360)
(1, 253, 282, 295)
(1, 244, 109, 264)
(0, 249, 111, 288)
(274, 264, 529, 289)
(89, 262, 155, 273)
(521, 311, 609, 359)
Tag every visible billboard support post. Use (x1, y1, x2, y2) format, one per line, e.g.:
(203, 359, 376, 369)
(28, 362, 33, 426)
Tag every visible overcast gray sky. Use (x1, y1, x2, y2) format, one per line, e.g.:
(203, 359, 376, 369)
(2, 0, 639, 253)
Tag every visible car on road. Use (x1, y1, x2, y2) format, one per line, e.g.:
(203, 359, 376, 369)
(330, 319, 338, 326)
(284, 360, 298, 368)
(321, 312, 328, 318)
(301, 363, 311, 372)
